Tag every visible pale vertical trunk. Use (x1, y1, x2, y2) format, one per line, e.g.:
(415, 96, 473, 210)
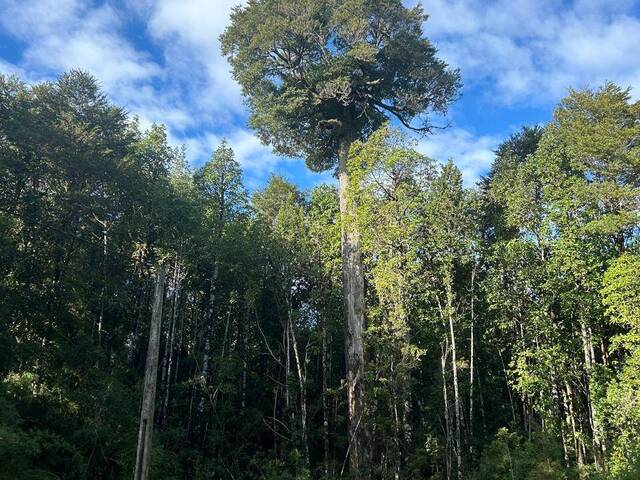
(273, 386, 279, 458)
(161, 258, 180, 425)
(469, 264, 476, 459)
(550, 372, 569, 465)
(446, 268, 463, 480)
(476, 368, 487, 439)
(322, 315, 330, 478)
(563, 382, 582, 466)
(289, 309, 309, 467)
(391, 359, 401, 480)
(338, 134, 368, 479)
(134, 263, 166, 480)
(402, 386, 412, 474)
(441, 341, 452, 480)
(198, 263, 218, 422)
(580, 322, 605, 469)
(97, 221, 108, 343)
(566, 381, 585, 465)
(285, 319, 290, 412)
(241, 321, 247, 411)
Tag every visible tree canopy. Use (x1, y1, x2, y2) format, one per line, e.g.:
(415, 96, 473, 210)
(221, 0, 460, 170)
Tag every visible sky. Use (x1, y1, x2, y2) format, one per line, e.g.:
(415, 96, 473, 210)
(1, 0, 640, 189)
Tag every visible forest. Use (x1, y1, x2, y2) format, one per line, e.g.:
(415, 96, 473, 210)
(0, 1, 639, 479)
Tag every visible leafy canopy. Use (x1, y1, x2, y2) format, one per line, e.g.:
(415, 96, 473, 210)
(221, 0, 461, 171)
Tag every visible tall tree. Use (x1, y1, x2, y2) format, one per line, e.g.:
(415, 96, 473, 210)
(221, 3, 460, 476)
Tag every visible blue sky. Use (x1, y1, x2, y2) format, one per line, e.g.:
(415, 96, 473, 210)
(1, 0, 639, 189)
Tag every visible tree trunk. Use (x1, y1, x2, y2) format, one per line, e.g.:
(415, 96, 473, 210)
(289, 309, 309, 467)
(197, 263, 218, 433)
(449, 304, 462, 480)
(469, 264, 476, 459)
(580, 322, 605, 469)
(134, 263, 166, 480)
(322, 314, 330, 477)
(441, 341, 452, 480)
(447, 278, 463, 480)
(161, 258, 180, 425)
(338, 135, 368, 479)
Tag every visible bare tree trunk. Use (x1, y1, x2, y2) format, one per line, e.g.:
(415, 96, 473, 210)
(565, 381, 585, 466)
(322, 315, 330, 478)
(289, 308, 309, 468)
(134, 263, 166, 480)
(97, 219, 109, 344)
(446, 271, 463, 480)
(161, 258, 180, 425)
(580, 322, 605, 469)
(197, 263, 218, 429)
(402, 385, 412, 475)
(441, 341, 452, 480)
(476, 368, 487, 439)
(469, 264, 476, 459)
(241, 316, 247, 412)
(338, 134, 368, 479)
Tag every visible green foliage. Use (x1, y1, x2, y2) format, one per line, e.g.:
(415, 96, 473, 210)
(221, 0, 460, 170)
(475, 429, 574, 480)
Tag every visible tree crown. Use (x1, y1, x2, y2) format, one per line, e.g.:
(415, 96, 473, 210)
(221, 0, 461, 171)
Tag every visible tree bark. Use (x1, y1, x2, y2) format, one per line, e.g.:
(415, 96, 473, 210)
(441, 341, 452, 480)
(322, 314, 330, 477)
(134, 262, 166, 480)
(580, 322, 605, 469)
(446, 274, 463, 480)
(469, 263, 476, 459)
(161, 257, 180, 425)
(338, 134, 369, 479)
(197, 263, 218, 434)
(289, 309, 309, 467)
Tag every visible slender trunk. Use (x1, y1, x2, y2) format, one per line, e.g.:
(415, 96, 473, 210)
(289, 309, 309, 467)
(161, 258, 180, 425)
(441, 342, 452, 480)
(476, 368, 487, 439)
(392, 378, 401, 480)
(285, 317, 290, 413)
(338, 134, 368, 479)
(402, 385, 412, 475)
(580, 322, 605, 469)
(322, 314, 330, 477)
(566, 382, 584, 466)
(97, 222, 108, 343)
(562, 382, 581, 466)
(134, 263, 166, 480)
(446, 268, 463, 480)
(197, 263, 218, 426)
(241, 319, 247, 411)
(469, 264, 476, 459)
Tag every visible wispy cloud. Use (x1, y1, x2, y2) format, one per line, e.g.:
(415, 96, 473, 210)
(415, 128, 500, 186)
(422, 0, 640, 104)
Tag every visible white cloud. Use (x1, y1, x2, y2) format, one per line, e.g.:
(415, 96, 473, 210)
(180, 128, 301, 189)
(424, 0, 640, 104)
(0, 59, 25, 78)
(0, 1, 161, 89)
(416, 128, 500, 186)
(146, 0, 246, 117)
